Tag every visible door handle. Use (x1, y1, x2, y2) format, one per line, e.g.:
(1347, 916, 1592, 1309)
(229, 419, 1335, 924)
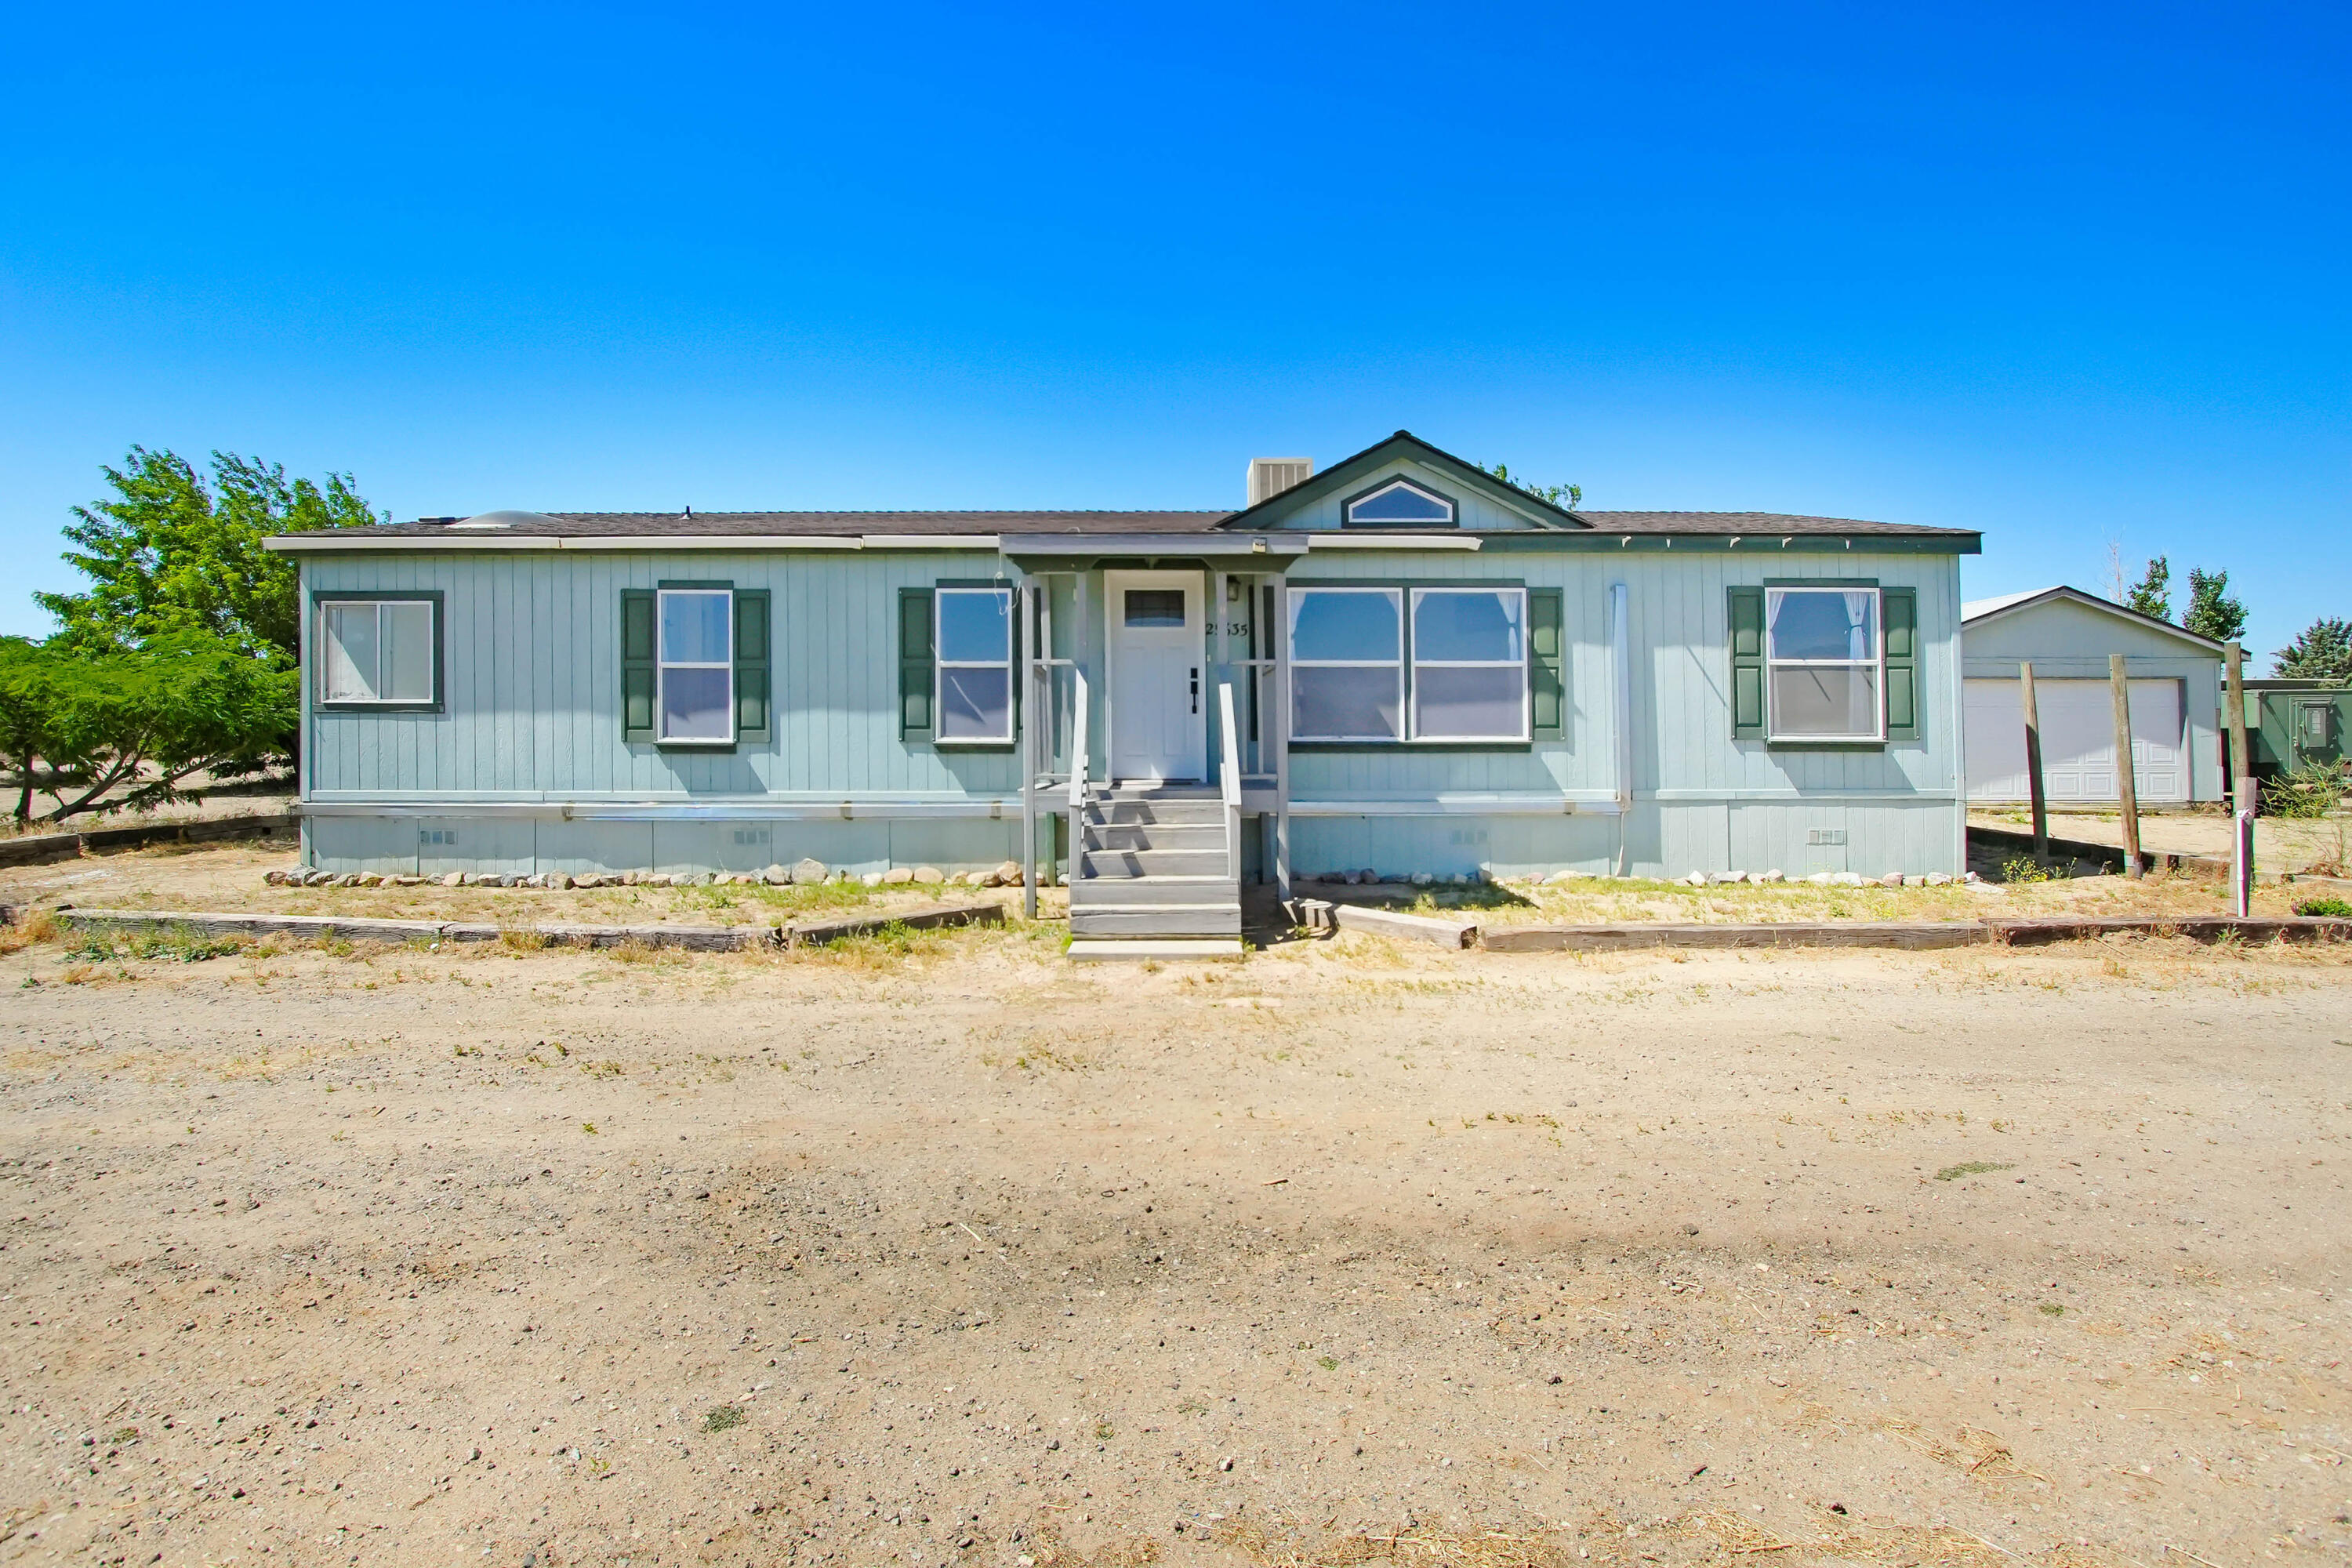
(1190, 667, 1199, 713)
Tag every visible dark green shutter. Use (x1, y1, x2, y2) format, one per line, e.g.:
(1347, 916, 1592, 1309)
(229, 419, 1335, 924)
(734, 590, 771, 743)
(1729, 586, 1766, 739)
(621, 590, 656, 743)
(1529, 589, 1565, 738)
(898, 587, 935, 738)
(1882, 588, 1918, 741)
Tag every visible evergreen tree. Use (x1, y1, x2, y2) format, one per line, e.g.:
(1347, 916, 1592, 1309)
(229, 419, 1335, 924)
(2182, 567, 2248, 644)
(2274, 617, 2352, 684)
(2125, 557, 2171, 620)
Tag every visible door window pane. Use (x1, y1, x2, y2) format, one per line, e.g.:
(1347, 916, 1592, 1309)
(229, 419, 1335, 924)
(1293, 667, 1403, 741)
(1123, 589, 1186, 629)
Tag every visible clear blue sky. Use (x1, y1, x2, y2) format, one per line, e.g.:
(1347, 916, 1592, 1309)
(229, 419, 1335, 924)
(3, 2, 2345, 663)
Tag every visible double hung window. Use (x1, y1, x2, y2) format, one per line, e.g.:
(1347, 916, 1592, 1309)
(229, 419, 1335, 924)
(1410, 588, 1528, 741)
(935, 586, 1014, 743)
(658, 588, 734, 743)
(318, 597, 437, 706)
(1289, 589, 1404, 741)
(1765, 587, 1882, 742)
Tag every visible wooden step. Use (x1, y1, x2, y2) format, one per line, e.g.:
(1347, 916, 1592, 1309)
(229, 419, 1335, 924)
(1070, 904, 1243, 937)
(1069, 875, 1235, 908)
(1067, 938, 1246, 961)
(1089, 798, 1228, 826)
(1084, 821, 1225, 852)
(1080, 847, 1228, 879)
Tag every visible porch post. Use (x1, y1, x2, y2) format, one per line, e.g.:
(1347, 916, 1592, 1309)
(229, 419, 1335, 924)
(1271, 572, 1291, 902)
(1020, 578, 1039, 921)
(1212, 569, 1229, 779)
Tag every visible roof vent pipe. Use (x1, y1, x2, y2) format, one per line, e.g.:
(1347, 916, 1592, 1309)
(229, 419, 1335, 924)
(1247, 457, 1313, 507)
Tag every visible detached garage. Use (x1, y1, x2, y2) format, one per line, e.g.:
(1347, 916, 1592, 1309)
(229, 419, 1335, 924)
(1961, 586, 2224, 806)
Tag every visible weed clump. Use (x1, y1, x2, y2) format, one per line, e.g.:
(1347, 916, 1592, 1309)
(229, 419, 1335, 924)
(1934, 1160, 2016, 1181)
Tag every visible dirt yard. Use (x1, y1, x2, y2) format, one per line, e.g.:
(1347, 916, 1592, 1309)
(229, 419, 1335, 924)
(1, 913, 2348, 1568)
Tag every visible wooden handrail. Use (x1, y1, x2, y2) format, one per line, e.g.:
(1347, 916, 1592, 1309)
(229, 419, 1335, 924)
(1068, 669, 1090, 811)
(1218, 681, 1242, 883)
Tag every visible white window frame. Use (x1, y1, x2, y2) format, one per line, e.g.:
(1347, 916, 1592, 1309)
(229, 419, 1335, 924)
(1408, 586, 1530, 743)
(1345, 477, 1457, 528)
(1764, 586, 1884, 743)
(314, 596, 437, 707)
(935, 586, 1015, 746)
(1287, 586, 1406, 742)
(656, 586, 735, 746)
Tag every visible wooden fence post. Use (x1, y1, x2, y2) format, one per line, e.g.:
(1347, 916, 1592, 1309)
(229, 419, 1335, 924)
(2110, 654, 2142, 880)
(2019, 660, 2048, 861)
(2226, 641, 2253, 916)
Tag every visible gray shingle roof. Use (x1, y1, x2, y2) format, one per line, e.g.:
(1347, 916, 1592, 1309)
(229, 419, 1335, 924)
(329, 507, 1968, 540)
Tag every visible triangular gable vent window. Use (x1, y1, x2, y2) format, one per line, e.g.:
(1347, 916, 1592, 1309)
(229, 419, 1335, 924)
(1345, 478, 1457, 528)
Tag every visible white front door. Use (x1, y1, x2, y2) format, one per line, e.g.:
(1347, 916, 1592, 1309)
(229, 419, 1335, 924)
(1107, 570, 1206, 782)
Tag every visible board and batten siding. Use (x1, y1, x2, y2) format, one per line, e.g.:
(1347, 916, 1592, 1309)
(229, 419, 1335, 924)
(304, 550, 1021, 802)
(299, 538, 1965, 878)
(1281, 545, 1965, 878)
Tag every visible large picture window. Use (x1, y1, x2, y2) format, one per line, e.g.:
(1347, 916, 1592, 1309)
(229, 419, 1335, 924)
(658, 588, 734, 743)
(1289, 588, 1404, 741)
(1410, 588, 1528, 741)
(318, 597, 437, 706)
(936, 586, 1014, 743)
(1766, 587, 1882, 742)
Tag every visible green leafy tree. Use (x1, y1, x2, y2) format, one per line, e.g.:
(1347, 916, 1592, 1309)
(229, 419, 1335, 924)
(0, 633, 298, 824)
(2125, 556, 2170, 621)
(2183, 567, 2248, 644)
(34, 447, 383, 662)
(1482, 463, 1583, 511)
(2274, 617, 2352, 684)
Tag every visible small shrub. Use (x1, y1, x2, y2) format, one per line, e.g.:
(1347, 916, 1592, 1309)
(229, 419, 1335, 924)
(2261, 760, 2347, 820)
(1934, 1160, 2016, 1181)
(2295, 896, 2352, 917)
(702, 1404, 746, 1433)
(1999, 855, 2057, 884)
(2038, 1302, 2065, 1316)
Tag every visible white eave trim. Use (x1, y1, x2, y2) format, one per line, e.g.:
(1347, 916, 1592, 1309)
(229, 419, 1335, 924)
(1306, 533, 1482, 551)
(263, 533, 1007, 554)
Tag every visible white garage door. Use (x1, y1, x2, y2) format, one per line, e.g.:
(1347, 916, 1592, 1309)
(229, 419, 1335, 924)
(1965, 678, 2187, 804)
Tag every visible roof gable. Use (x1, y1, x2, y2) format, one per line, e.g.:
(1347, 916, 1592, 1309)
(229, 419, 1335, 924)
(1961, 586, 2225, 655)
(1217, 430, 1582, 532)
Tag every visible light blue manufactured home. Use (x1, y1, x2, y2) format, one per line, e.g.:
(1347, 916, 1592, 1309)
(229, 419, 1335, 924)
(271, 431, 1981, 938)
